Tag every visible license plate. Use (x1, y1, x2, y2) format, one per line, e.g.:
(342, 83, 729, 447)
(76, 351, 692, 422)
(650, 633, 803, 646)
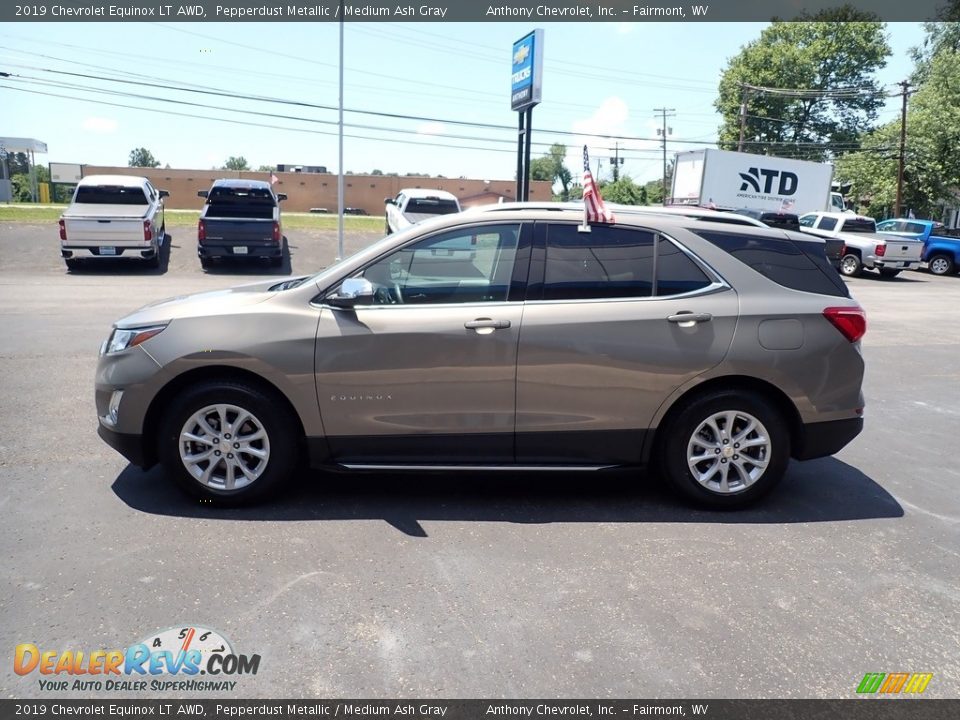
(233, 246, 248, 255)
(99, 246, 117, 256)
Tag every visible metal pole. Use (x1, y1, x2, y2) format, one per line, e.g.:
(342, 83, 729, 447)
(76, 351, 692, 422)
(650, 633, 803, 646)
(654, 108, 675, 206)
(738, 84, 749, 152)
(522, 107, 533, 201)
(30, 149, 38, 203)
(336, 9, 344, 262)
(895, 79, 909, 218)
(516, 111, 525, 201)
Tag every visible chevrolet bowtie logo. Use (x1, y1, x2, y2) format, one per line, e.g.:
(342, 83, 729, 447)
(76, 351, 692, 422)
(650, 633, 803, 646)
(513, 44, 530, 65)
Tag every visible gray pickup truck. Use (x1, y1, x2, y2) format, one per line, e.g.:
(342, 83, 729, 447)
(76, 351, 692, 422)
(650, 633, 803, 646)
(197, 179, 287, 268)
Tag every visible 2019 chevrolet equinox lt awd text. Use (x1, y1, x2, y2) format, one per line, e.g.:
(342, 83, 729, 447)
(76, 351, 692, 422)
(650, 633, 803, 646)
(96, 206, 865, 508)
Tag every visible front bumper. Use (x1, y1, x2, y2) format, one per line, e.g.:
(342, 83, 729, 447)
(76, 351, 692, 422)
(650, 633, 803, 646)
(97, 424, 151, 468)
(793, 417, 864, 460)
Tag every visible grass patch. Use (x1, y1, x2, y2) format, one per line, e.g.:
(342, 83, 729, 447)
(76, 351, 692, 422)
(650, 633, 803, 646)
(0, 204, 385, 232)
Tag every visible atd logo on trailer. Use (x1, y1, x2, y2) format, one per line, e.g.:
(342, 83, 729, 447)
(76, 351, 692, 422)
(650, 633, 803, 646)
(856, 672, 933, 694)
(738, 167, 799, 196)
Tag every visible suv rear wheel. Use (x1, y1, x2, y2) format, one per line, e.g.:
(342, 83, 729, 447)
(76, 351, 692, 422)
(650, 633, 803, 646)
(660, 390, 790, 508)
(158, 381, 298, 505)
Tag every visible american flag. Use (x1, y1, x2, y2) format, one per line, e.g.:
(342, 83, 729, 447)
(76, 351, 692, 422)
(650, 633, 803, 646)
(269, 172, 279, 186)
(582, 145, 615, 224)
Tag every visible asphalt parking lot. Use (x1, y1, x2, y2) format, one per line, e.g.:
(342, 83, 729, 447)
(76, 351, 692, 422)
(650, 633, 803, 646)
(1, 222, 958, 699)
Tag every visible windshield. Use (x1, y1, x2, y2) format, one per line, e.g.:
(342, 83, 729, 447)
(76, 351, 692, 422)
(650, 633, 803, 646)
(75, 186, 148, 205)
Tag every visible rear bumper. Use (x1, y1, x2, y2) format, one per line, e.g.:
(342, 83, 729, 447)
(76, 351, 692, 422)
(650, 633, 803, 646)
(62, 245, 157, 260)
(870, 258, 920, 270)
(98, 424, 152, 468)
(793, 417, 863, 460)
(198, 243, 282, 259)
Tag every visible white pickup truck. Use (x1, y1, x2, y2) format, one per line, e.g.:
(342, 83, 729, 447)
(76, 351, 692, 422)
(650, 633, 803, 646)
(384, 188, 461, 235)
(798, 211, 924, 278)
(59, 175, 168, 270)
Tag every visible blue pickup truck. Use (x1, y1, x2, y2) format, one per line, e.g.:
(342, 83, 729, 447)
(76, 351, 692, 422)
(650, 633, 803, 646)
(876, 218, 960, 276)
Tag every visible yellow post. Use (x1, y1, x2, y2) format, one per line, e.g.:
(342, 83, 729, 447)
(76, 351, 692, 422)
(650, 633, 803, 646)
(39, 182, 50, 203)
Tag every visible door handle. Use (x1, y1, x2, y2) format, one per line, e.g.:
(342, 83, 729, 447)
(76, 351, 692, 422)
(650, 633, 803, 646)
(667, 312, 712, 327)
(464, 318, 511, 330)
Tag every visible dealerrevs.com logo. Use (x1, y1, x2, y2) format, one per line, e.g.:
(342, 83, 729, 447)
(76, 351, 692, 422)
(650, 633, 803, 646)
(14, 626, 260, 692)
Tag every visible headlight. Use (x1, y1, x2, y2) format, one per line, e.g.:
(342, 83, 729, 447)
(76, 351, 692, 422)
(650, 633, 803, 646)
(104, 325, 167, 355)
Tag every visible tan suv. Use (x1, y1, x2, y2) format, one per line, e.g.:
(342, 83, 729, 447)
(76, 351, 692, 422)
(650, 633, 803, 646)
(96, 206, 865, 508)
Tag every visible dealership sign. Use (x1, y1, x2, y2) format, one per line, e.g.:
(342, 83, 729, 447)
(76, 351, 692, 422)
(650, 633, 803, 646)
(510, 29, 543, 111)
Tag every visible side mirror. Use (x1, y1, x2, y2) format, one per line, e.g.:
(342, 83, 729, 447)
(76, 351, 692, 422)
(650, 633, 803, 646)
(277, 193, 288, 201)
(197, 190, 208, 198)
(327, 277, 375, 308)
(158, 189, 170, 199)
(384, 197, 395, 205)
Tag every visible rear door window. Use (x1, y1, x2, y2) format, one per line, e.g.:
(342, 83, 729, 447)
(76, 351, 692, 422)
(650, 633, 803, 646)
(817, 217, 837, 231)
(542, 224, 655, 300)
(656, 240, 713, 296)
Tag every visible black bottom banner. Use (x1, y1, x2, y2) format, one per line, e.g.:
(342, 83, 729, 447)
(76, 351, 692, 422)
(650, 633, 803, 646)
(2, 700, 957, 720)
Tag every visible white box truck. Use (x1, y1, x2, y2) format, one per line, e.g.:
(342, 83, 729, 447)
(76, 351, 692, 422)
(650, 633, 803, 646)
(670, 148, 844, 215)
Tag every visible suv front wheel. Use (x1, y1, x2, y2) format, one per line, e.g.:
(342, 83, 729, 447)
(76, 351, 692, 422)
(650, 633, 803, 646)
(660, 390, 790, 508)
(158, 381, 298, 505)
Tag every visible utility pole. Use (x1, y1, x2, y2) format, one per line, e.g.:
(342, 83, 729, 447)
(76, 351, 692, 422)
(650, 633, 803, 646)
(609, 141, 624, 182)
(895, 80, 910, 218)
(738, 83, 750, 152)
(654, 108, 676, 206)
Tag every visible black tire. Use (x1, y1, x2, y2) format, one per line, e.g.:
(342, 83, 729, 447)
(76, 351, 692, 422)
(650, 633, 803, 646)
(158, 381, 299, 505)
(268, 255, 283, 267)
(839, 253, 862, 277)
(878, 268, 901, 278)
(144, 252, 161, 269)
(385, 220, 392, 235)
(659, 390, 790, 509)
(65, 258, 81, 271)
(928, 253, 955, 276)
(199, 256, 212, 270)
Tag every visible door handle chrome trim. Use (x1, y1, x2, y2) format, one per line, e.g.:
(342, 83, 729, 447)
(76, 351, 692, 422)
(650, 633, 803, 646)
(464, 319, 511, 329)
(667, 312, 713, 326)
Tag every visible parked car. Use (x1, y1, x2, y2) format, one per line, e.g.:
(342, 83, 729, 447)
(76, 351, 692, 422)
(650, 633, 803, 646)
(799, 211, 923, 277)
(96, 206, 864, 509)
(384, 188, 461, 234)
(59, 175, 168, 270)
(876, 218, 960, 276)
(197, 179, 287, 268)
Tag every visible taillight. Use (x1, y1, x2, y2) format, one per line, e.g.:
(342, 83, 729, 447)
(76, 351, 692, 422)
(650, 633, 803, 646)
(875, 243, 886, 257)
(272, 221, 281, 243)
(823, 306, 867, 343)
(58, 219, 67, 241)
(143, 220, 152, 242)
(840, 244, 847, 256)
(198, 219, 206, 243)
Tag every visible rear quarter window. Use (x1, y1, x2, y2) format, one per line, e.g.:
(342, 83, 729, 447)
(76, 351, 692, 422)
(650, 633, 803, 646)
(694, 230, 850, 298)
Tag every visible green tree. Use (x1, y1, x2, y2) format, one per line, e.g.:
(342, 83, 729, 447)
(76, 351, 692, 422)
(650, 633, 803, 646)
(224, 156, 250, 171)
(911, 3, 960, 82)
(838, 50, 960, 218)
(256, 164, 275, 172)
(529, 143, 573, 200)
(715, 9, 891, 160)
(599, 177, 644, 205)
(128, 148, 160, 168)
(371, 169, 384, 175)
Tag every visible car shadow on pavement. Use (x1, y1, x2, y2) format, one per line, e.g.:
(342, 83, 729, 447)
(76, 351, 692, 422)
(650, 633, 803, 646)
(111, 457, 903, 537)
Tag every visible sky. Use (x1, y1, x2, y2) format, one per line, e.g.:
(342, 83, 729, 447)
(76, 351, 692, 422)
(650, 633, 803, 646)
(0, 21, 927, 185)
